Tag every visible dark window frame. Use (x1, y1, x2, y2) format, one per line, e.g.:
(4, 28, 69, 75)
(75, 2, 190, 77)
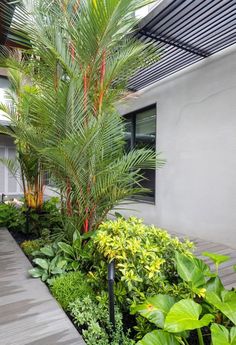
(123, 103, 157, 204)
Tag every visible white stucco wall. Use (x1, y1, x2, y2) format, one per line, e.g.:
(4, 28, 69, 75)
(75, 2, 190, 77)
(0, 75, 10, 125)
(118, 44, 236, 248)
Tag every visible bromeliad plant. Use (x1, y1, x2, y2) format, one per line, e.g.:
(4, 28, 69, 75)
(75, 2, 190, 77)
(58, 230, 91, 271)
(1, 0, 163, 234)
(132, 252, 236, 345)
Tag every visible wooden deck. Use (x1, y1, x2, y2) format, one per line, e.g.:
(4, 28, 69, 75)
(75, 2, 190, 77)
(0, 228, 235, 345)
(0, 229, 85, 345)
(173, 232, 236, 289)
(194, 237, 236, 289)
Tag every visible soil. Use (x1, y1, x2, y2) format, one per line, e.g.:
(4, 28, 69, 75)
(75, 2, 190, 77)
(9, 229, 37, 245)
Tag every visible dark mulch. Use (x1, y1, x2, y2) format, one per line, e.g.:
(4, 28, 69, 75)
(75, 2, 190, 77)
(9, 229, 37, 245)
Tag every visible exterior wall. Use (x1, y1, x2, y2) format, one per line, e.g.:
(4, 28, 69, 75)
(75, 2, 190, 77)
(118, 44, 236, 248)
(0, 76, 19, 195)
(0, 75, 10, 125)
(0, 135, 20, 195)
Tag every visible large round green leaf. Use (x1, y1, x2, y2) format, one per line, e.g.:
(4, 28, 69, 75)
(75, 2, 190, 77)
(131, 295, 176, 328)
(206, 289, 236, 325)
(175, 253, 210, 288)
(137, 330, 179, 345)
(211, 324, 236, 345)
(164, 299, 214, 333)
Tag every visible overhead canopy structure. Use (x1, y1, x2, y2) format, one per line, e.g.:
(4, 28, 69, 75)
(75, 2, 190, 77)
(129, 0, 236, 90)
(0, 0, 236, 91)
(0, 0, 16, 48)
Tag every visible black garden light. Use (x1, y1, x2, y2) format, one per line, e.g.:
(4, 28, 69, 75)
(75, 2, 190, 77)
(108, 259, 116, 332)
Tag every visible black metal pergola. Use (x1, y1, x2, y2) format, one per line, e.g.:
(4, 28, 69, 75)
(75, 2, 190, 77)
(129, 0, 236, 90)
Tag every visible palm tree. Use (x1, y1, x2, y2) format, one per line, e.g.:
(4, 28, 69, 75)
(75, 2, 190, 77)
(0, 65, 45, 210)
(1, 0, 163, 233)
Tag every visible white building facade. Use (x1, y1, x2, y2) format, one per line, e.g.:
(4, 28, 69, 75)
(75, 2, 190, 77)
(0, 73, 20, 195)
(119, 44, 236, 248)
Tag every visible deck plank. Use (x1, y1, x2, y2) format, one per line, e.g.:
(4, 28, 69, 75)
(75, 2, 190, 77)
(0, 229, 85, 345)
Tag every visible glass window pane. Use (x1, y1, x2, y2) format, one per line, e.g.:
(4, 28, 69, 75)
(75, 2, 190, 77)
(135, 108, 156, 150)
(123, 106, 156, 202)
(135, 107, 156, 200)
(124, 117, 132, 152)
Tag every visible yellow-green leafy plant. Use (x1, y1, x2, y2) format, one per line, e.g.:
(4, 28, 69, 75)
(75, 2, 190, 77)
(91, 217, 194, 304)
(133, 252, 236, 345)
(21, 238, 46, 258)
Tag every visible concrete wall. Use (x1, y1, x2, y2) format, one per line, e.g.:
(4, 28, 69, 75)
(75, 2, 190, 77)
(118, 44, 236, 248)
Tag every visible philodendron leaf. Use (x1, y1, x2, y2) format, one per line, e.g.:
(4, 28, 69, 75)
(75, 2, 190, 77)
(136, 330, 179, 345)
(211, 324, 236, 345)
(33, 258, 49, 270)
(202, 252, 230, 266)
(164, 299, 214, 333)
(206, 289, 236, 325)
(131, 295, 177, 328)
(175, 253, 210, 288)
(206, 276, 224, 295)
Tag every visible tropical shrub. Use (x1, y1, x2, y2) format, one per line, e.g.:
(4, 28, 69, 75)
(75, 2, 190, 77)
(69, 295, 134, 345)
(0, 203, 25, 231)
(29, 243, 68, 284)
(91, 217, 194, 305)
(1, 0, 163, 234)
(0, 69, 45, 211)
(51, 271, 94, 310)
(57, 229, 92, 271)
(21, 238, 46, 258)
(132, 252, 236, 345)
(25, 198, 62, 237)
(21, 228, 51, 258)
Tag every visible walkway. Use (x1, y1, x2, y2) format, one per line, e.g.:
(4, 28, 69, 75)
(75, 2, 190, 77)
(175, 232, 236, 289)
(194, 237, 236, 290)
(0, 229, 235, 345)
(0, 229, 85, 345)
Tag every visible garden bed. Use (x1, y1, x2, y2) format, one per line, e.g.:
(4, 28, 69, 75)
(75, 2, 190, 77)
(2, 200, 235, 345)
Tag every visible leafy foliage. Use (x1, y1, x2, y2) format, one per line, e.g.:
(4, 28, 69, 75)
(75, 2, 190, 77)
(69, 295, 134, 345)
(202, 252, 230, 274)
(92, 217, 194, 304)
(136, 330, 179, 345)
(51, 271, 94, 310)
(0, 203, 25, 231)
(164, 299, 213, 333)
(0, 68, 45, 210)
(134, 252, 236, 345)
(0, 0, 163, 233)
(21, 238, 47, 258)
(211, 324, 236, 345)
(29, 242, 68, 284)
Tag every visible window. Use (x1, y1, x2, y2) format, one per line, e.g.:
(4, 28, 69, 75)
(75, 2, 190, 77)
(124, 105, 156, 203)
